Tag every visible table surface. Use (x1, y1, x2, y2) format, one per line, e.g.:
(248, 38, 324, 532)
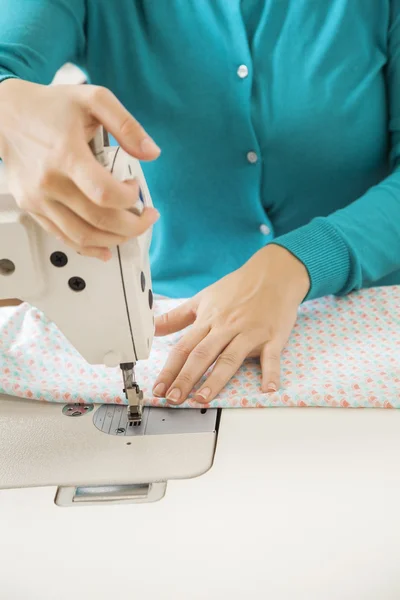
(1, 407, 400, 600)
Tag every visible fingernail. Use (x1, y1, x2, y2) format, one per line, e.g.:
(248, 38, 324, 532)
(101, 250, 112, 262)
(267, 383, 277, 393)
(140, 137, 161, 155)
(166, 388, 181, 403)
(196, 387, 211, 402)
(153, 383, 166, 397)
(124, 178, 139, 187)
(147, 208, 160, 224)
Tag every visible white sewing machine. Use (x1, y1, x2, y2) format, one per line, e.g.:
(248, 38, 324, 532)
(0, 128, 218, 507)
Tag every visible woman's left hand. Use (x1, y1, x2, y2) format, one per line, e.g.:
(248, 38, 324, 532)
(152, 244, 310, 405)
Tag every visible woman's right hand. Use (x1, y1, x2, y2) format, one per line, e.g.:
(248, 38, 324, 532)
(0, 79, 161, 261)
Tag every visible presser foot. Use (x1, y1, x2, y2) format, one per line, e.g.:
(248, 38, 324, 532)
(126, 384, 144, 425)
(121, 363, 144, 426)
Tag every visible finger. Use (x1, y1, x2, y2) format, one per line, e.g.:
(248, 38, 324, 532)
(31, 214, 112, 261)
(41, 197, 130, 249)
(260, 343, 282, 393)
(64, 143, 149, 210)
(164, 329, 234, 405)
(47, 175, 159, 237)
(152, 325, 209, 401)
(193, 335, 253, 404)
(79, 86, 161, 160)
(155, 299, 197, 337)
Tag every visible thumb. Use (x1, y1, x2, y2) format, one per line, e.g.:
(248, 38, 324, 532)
(79, 85, 161, 161)
(260, 342, 282, 393)
(155, 300, 197, 337)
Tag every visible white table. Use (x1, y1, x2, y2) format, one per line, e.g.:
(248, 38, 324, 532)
(1, 407, 400, 600)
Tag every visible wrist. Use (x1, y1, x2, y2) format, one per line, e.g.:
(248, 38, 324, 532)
(0, 79, 17, 148)
(0, 77, 23, 106)
(250, 243, 311, 304)
(0, 79, 26, 155)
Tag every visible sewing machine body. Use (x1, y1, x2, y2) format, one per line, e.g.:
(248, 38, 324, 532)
(0, 125, 223, 507)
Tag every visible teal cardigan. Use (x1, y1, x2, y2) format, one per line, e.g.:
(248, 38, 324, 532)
(0, 0, 399, 300)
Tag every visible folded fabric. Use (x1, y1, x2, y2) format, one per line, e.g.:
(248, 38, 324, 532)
(0, 287, 399, 408)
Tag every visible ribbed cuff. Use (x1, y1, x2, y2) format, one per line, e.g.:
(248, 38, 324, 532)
(0, 72, 19, 84)
(271, 217, 352, 300)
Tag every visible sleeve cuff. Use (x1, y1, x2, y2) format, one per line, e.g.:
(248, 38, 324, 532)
(271, 217, 352, 300)
(0, 72, 19, 84)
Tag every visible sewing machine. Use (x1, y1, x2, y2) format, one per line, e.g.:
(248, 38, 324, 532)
(0, 129, 218, 506)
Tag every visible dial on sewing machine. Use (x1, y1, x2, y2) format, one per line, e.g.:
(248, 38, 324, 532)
(0, 128, 153, 425)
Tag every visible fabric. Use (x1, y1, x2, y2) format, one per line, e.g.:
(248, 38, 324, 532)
(0, 1, 400, 300)
(0, 287, 399, 409)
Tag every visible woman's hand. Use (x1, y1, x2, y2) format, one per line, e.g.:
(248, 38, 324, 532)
(152, 245, 310, 404)
(0, 79, 160, 260)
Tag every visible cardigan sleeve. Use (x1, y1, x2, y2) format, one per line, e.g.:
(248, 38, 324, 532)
(0, 0, 85, 85)
(272, 1, 400, 300)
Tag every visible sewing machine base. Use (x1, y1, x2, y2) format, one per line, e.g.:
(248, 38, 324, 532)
(0, 395, 219, 506)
